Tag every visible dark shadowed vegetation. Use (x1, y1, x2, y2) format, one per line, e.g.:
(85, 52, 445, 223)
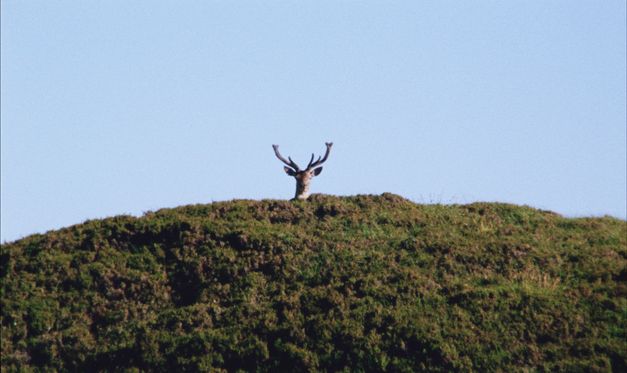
(1, 194, 626, 372)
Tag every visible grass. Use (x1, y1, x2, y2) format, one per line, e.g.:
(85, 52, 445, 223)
(1, 193, 625, 372)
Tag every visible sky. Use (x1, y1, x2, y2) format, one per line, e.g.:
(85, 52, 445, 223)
(2, 1, 625, 242)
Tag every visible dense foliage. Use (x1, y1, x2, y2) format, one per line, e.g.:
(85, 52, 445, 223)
(1, 194, 626, 372)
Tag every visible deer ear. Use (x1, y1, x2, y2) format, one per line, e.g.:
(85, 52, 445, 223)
(284, 166, 296, 176)
(313, 167, 323, 176)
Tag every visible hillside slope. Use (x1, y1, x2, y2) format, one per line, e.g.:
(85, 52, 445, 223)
(1, 194, 626, 372)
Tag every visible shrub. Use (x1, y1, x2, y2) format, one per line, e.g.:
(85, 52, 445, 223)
(2, 194, 625, 371)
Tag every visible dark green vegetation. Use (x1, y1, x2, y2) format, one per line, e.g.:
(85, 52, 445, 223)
(2, 194, 626, 372)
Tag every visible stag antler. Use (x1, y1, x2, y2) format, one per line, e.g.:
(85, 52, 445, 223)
(306, 142, 333, 170)
(272, 144, 300, 171)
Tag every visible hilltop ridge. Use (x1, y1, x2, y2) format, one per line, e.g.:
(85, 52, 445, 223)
(1, 194, 626, 371)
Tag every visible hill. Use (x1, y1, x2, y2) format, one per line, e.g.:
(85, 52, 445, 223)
(1, 194, 626, 372)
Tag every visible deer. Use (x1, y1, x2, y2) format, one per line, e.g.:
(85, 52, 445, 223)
(272, 142, 333, 200)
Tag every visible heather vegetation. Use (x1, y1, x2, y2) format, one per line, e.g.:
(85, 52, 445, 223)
(1, 194, 626, 372)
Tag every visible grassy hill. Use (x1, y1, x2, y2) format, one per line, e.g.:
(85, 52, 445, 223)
(1, 194, 626, 372)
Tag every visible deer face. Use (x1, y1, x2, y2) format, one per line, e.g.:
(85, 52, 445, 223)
(273, 143, 333, 200)
(284, 166, 323, 180)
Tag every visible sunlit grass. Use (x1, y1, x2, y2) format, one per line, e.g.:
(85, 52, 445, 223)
(2, 194, 625, 371)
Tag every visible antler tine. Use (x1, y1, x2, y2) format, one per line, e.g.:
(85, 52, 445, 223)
(288, 156, 299, 167)
(272, 144, 300, 171)
(306, 153, 316, 169)
(306, 142, 333, 170)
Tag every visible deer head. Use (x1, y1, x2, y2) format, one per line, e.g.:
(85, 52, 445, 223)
(272, 142, 333, 200)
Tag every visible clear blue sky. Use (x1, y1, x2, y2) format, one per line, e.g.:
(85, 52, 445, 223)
(2, 1, 625, 242)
